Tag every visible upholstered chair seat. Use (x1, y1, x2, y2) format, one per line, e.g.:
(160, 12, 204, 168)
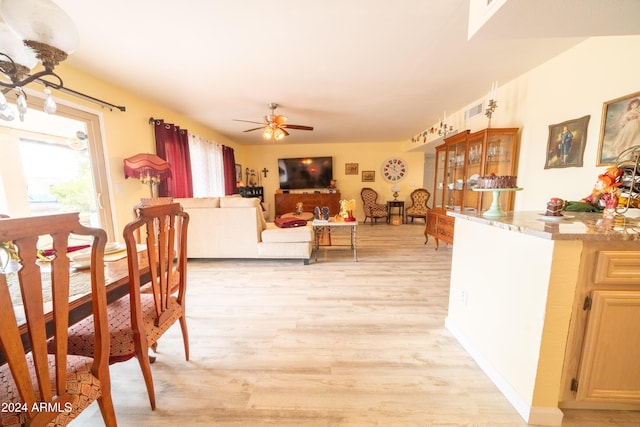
(64, 292, 184, 364)
(0, 354, 100, 427)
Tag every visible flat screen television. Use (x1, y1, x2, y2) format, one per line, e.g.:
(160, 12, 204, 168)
(278, 156, 333, 190)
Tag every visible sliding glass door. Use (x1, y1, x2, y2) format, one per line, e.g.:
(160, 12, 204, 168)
(0, 97, 115, 239)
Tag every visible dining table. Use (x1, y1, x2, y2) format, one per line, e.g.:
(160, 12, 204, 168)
(1, 245, 149, 363)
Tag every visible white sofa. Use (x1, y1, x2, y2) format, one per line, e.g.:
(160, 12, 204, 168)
(174, 196, 313, 264)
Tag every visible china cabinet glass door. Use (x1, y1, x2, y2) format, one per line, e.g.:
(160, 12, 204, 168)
(481, 129, 518, 210)
(434, 145, 446, 209)
(465, 135, 483, 212)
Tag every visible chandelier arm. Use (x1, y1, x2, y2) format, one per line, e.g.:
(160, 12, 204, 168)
(35, 78, 126, 112)
(0, 67, 62, 89)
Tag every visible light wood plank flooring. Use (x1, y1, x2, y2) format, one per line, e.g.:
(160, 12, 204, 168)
(73, 222, 640, 426)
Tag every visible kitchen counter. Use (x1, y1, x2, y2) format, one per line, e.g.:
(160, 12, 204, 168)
(444, 209, 640, 426)
(447, 210, 640, 241)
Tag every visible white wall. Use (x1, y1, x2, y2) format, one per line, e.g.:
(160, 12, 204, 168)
(408, 35, 640, 212)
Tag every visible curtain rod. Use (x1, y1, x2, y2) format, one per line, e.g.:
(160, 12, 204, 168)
(35, 78, 126, 112)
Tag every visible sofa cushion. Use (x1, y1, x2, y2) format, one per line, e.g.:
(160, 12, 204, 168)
(220, 196, 267, 231)
(219, 196, 260, 208)
(262, 223, 313, 243)
(176, 197, 220, 208)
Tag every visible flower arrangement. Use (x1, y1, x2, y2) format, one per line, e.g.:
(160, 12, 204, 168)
(338, 199, 356, 222)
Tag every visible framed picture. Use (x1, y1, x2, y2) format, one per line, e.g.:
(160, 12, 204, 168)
(235, 164, 242, 182)
(544, 115, 590, 169)
(362, 170, 375, 182)
(345, 163, 359, 175)
(597, 90, 640, 165)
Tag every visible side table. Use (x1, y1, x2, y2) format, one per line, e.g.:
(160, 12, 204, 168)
(387, 200, 405, 224)
(311, 219, 358, 262)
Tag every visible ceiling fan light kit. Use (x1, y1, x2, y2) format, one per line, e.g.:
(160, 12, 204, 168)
(234, 102, 313, 142)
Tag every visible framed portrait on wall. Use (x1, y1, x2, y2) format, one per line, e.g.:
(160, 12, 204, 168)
(345, 163, 359, 175)
(597, 90, 640, 165)
(544, 115, 590, 169)
(235, 164, 242, 182)
(362, 170, 375, 182)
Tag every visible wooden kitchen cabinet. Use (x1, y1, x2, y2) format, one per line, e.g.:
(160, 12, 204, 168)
(560, 243, 640, 409)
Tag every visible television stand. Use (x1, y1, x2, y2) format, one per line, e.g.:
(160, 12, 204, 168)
(275, 192, 341, 217)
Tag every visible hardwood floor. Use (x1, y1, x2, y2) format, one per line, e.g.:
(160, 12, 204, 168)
(73, 222, 640, 426)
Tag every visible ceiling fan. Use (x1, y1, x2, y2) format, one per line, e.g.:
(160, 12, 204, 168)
(233, 102, 313, 141)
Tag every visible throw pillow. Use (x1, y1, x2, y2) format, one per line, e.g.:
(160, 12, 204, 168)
(219, 197, 260, 208)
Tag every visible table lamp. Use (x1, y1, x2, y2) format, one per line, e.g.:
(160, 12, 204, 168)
(391, 185, 400, 200)
(123, 153, 172, 197)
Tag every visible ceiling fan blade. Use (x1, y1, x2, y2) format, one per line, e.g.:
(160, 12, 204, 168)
(282, 124, 314, 131)
(280, 127, 290, 136)
(243, 126, 266, 132)
(233, 119, 265, 125)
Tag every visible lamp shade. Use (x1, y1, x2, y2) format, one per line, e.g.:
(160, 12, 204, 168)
(123, 153, 171, 180)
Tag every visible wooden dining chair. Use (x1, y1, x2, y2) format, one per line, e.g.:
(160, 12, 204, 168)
(0, 213, 116, 427)
(65, 202, 190, 410)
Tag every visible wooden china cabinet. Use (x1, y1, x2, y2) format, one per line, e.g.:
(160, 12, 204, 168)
(425, 128, 519, 249)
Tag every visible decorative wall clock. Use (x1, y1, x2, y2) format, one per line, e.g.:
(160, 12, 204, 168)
(381, 157, 407, 182)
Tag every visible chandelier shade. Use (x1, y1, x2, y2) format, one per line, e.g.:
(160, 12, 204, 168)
(0, 21, 38, 70)
(0, 0, 78, 56)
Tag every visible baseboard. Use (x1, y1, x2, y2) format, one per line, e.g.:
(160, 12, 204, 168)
(444, 317, 564, 426)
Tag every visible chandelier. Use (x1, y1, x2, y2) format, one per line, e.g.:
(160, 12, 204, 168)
(0, 0, 78, 121)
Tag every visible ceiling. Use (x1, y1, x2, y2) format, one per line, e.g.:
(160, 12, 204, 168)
(53, 0, 640, 145)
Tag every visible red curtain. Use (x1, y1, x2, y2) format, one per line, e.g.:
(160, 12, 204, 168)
(222, 145, 237, 195)
(153, 119, 193, 198)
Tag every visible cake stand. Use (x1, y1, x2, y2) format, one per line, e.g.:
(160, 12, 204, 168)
(473, 188, 523, 218)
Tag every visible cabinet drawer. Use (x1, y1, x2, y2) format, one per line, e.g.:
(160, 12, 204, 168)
(593, 251, 640, 286)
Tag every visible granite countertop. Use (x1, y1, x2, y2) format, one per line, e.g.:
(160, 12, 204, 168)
(447, 209, 640, 241)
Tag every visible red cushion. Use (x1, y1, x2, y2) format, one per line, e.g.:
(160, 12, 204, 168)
(274, 217, 307, 228)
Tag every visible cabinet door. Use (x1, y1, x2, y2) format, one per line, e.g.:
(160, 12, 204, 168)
(575, 290, 640, 403)
(465, 134, 483, 212)
(481, 129, 518, 211)
(433, 146, 446, 209)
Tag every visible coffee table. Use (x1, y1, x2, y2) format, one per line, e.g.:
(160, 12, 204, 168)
(312, 219, 358, 262)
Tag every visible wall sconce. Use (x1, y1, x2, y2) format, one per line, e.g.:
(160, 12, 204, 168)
(123, 153, 172, 197)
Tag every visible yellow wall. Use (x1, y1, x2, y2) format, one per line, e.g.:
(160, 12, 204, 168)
(38, 64, 423, 232)
(242, 142, 424, 220)
(47, 63, 245, 234)
(17, 35, 639, 232)
(408, 35, 640, 212)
